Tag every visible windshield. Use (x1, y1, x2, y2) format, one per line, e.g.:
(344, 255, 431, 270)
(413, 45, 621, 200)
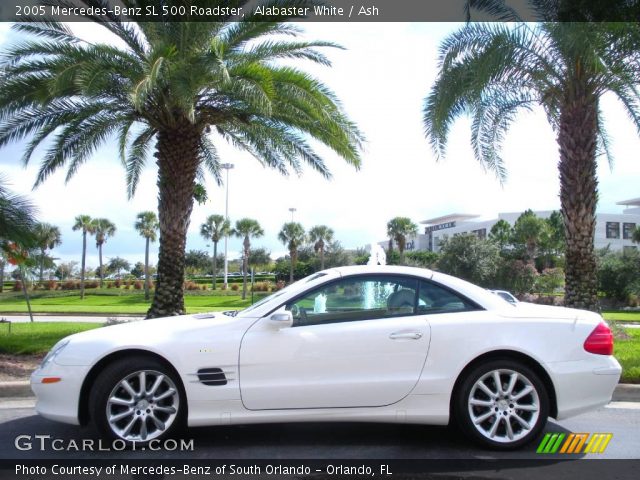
(239, 272, 330, 315)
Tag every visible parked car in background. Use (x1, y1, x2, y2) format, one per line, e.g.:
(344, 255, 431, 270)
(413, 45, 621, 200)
(490, 289, 519, 305)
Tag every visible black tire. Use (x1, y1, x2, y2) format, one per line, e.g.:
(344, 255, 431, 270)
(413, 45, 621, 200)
(89, 355, 186, 446)
(454, 359, 549, 450)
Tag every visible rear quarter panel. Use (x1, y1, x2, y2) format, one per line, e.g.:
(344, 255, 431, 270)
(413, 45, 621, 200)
(412, 308, 604, 396)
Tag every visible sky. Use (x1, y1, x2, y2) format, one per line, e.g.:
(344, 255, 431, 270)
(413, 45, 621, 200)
(1, 21, 640, 270)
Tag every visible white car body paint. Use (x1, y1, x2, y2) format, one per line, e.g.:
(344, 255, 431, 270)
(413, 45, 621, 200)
(31, 266, 621, 430)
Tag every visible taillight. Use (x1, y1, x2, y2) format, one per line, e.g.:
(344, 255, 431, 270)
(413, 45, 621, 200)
(583, 322, 614, 355)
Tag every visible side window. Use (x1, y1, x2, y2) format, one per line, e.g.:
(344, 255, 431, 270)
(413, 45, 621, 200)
(286, 275, 418, 327)
(418, 280, 477, 314)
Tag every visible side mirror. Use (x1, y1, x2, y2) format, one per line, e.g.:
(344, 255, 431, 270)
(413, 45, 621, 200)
(269, 311, 293, 328)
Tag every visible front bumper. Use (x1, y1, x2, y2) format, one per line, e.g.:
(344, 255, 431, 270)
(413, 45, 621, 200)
(30, 363, 90, 425)
(549, 355, 622, 420)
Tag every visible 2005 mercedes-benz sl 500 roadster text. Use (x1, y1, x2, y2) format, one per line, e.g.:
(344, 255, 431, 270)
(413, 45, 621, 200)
(32, 266, 621, 449)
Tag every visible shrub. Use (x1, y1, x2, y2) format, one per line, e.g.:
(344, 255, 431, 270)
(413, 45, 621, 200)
(13, 280, 22, 292)
(535, 268, 564, 295)
(62, 280, 78, 290)
(406, 251, 440, 268)
(85, 280, 99, 289)
(114, 279, 122, 288)
(252, 281, 271, 292)
(495, 259, 538, 295)
(437, 234, 500, 285)
(106, 282, 114, 289)
(597, 251, 640, 302)
(45, 280, 57, 291)
(230, 283, 240, 291)
(184, 281, 200, 291)
(133, 281, 143, 290)
(273, 280, 286, 291)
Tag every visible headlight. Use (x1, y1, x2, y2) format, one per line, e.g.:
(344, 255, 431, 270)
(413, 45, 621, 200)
(40, 339, 70, 368)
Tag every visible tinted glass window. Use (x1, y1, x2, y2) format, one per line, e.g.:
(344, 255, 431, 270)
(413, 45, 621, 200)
(418, 280, 478, 314)
(286, 275, 418, 326)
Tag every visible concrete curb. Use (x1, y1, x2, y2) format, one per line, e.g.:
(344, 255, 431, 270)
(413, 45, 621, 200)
(0, 381, 32, 398)
(1, 380, 639, 401)
(612, 383, 640, 402)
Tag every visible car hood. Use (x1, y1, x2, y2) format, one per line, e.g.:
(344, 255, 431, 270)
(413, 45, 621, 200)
(53, 312, 253, 366)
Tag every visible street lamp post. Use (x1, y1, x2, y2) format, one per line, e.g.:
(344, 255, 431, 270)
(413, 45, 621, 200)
(289, 207, 297, 222)
(222, 163, 234, 289)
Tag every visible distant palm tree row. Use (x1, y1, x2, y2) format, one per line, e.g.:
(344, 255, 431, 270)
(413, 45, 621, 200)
(199, 216, 335, 299)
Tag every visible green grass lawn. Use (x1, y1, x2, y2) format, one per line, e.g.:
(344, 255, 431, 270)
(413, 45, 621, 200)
(603, 311, 640, 323)
(615, 328, 640, 384)
(0, 322, 101, 354)
(0, 292, 264, 314)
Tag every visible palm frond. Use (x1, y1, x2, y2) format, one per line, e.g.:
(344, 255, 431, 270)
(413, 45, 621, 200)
(124, 126, 156, 199)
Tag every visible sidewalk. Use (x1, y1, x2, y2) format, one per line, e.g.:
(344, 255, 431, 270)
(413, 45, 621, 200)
(0, 314, 143, 323)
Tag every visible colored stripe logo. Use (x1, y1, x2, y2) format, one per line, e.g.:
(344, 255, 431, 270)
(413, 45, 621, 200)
(537, 433, 612, 454)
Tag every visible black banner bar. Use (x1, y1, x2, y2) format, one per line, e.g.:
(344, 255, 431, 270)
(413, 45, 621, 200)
(2, 459, 640, 480)
(1, 0, 640, 23)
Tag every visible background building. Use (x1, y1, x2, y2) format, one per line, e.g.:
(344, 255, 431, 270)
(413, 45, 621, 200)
(379, 198, 640, 254)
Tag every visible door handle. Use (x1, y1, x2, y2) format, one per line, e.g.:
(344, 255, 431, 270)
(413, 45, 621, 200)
(389, 332, 423, 340)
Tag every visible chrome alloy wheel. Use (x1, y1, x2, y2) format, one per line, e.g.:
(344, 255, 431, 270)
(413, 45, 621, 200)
(467, 369, 540, 444)
(106, 370, 179, 442)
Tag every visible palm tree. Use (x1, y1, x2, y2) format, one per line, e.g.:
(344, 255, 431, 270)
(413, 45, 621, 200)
(0, 175, 37, 249)
(33, 223, 62, 284)
(200, 214, 230, 290)
(632, 227, 640, 245)
(386, 217, 418, 265)
(135, 211, 159, 301)
(233, 218, 264, 300)
(308, 225, 334, 270)
(278, 222, 307, 282)
(92, 218, 116, 288)
(0, 8, 363, 318)
(72, 215, 94, 299)
(423, 20, 640, 311)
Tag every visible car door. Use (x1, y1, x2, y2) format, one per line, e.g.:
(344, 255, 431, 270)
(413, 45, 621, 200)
(239, 274, 431, 410)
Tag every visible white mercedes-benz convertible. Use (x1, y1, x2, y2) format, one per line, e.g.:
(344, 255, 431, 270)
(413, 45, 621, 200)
(31, 265, 621, 449)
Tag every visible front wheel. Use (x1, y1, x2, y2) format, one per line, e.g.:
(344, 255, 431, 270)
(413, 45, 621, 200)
(90, 356, 185, 445)
(454, 359, 549, 450)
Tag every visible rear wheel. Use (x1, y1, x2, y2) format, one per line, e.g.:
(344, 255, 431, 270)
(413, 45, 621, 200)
(90, 356, 185, 445)
(455, 359, 549, 450)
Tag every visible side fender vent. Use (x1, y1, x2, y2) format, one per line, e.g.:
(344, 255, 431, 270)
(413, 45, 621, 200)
(197, 368, 228, 386)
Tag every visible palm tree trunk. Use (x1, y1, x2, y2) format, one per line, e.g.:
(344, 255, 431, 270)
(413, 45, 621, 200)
(212, 241, 218, 290)
(39, 247, 45, 285)
(19, 267, 34, 323)
(320, 247, 325, 270)
(0, 259, 4, 293)
(558, 88, 599, 311)
(144, 237, 150, 301)
(242, 237, 249, 300)
(98, 243, 104, 288)
(80, 230, 86, 299)
(147, 125, 200, 318)
(290, 249, 297, 283)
